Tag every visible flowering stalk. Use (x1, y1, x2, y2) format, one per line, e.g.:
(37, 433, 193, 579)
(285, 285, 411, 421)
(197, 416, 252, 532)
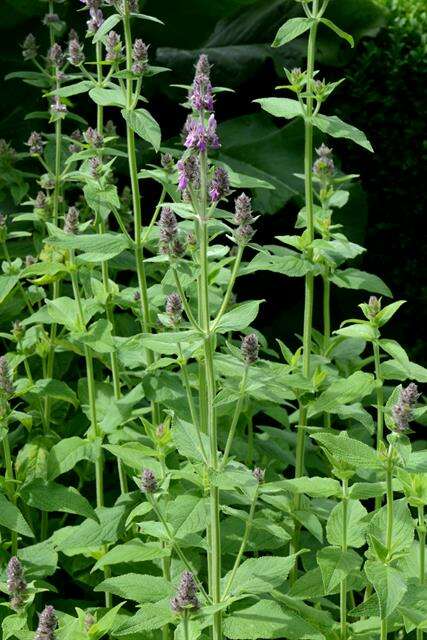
(122, 2, 160, 427)
(291, 0, 325, 574)
(381, 445, 394, 640)
(340, 477, 349, 640)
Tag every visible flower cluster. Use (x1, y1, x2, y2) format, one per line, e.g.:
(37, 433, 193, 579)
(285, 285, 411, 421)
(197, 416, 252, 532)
(84, 127, 104, 149)
(209, 166, 230, 203)
(177, 156, 200, 193)
(35, 605, 58, 640)
(7, 557, 27, 611)
(184, 115, 220, 153)
(0, 355, 14, 394)
(22, 34, 38, 61)
(26, 131, 45, 156)
(132, 39, 149, 74)
(241, 333, 259, 365)
(313, 143, 335, 180)
(105, 31, 122, 62)
(233, 193, 256, 245)
(141, 468, 158, 493)
(170, 571, 200, 614)
(391, 383, 421, 432)
(166, 293, 183, 325)
(158, 207, 185, 257)
(68, 36, 85, 66)
(63, 206, 80, 235)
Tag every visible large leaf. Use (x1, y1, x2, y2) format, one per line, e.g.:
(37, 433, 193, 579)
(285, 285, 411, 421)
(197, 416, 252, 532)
(326, 499, 368, 548)
(317, 546, 362, 593)
(254, 97, 303, 120)
(310, 371, 376, 414)
(313, 114, 373, 152)
(0, 492, 34, 538)
(47, 437, 101, 480)
(95, 573, 174, 602)
(215, 299, 263, 333)
(272, 17, 314, 47)
(122, 108, 162, 151)
(222, 554, 299, 596)
(330, 268, 392, 297)
(365, 560, 407, 618)
(312, 432, 379, 469)
(20, 479, 98, 521)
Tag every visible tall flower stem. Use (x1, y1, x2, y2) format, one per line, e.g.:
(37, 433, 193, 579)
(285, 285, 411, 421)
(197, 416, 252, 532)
(2, 429, 18, 555)
(340, 477, 349, 640)
(291, 0, 321, 577)
(198, 149, 221, 640)
(373, 342, 384, 450)
(95, 40, 128, 495)
(381, 449, 394, 640)
(221, 366, 248, 469)
(417, 505, 425, 640)
(122, 7, 160, 428)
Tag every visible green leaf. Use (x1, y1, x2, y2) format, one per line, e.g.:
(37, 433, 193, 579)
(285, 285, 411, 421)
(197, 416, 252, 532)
(92, 13, 121, 43)
(317, 546, 362, 593)
(89, 86, 126, 108)
(83, 183, 121, 221)
(0, 492, 34, 538)
(368, 499, 414, 554)
(313, 432, 379, 469)
(28, 378, 78, 407)
(313, 114, 373, 152)
(330, 268, 392, 297)
(114, 600, 175, 635)
(47, 437, 101, 480)
(93, 539, 170, 571)
(241, 252, 313, 278)
(310, 372, 376, 414)
(172, 418, 209, 462)
(49, 232, 128, 261)
(223, 554, 300, 597)
(272, 17, 314, 47)
(375, 300, 406, 327)
(0, 274, 18, 304)
(254, 97, 303, 120)
(46, 80, 93, 98)
(95, 573, 173, 602)
(274, 476, 341, 498)
(223, 600, 323, 640)
(139, 330, 201, 355)
(365, 560, 407, 618)
(334, 323, 377, 341)
(2, 613, 27, 640)
(103, 442, 159, 469)
(20, 479, 98, 521)
(215, 299, 263, 333)
(87, 603, 124, 640)
(326, 499, 368, 548)
(121, 108, 161, 151)
(320, 18, 354, 47)
(379, 339, 410, 372)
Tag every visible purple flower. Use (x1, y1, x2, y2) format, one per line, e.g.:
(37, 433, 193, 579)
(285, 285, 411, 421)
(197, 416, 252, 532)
(47, 43, 64, 68)
(7, 557, 27, 611)
(170, 571, 200, 614)
(35, 605, 57, 640)
(234, 223, 255, 245)
(89, 156, 102, 178)
(313, 143, 334, 179)
(209, 166, 230, 202)
(391, 383, 421, 432)
(132, 39, 149, 74)
(141, 468, 157, 493)
(63, 206, 79, 234)
(50, 96, 67, 118)
(26, 255, 37, 267)
(241, 333, 259, 365)
(105, 31, 122, 62)
(177, 156, 200, 192)
(87, 8, 104, 34)
(68, 37, 85, 66)
(35, 191, 47, 210)
(234, 193, 254, 225)
(190, 73, 214, 112)
(84, 127, 104, 149)
(195, 53, 211, 77)
(400, 383, 421, 405)
(184, 115, 220, 153)
(68, 129, 83, 153)
(161, 153, 174, 171)
(252, 467, 265, 483)
(166, 293, 183, 324)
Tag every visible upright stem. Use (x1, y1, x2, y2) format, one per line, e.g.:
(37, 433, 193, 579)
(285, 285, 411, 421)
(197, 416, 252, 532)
(373, 342, 384, 450)
(122, 9, 160, 427)
(221, 366, 248, 469)
(2, 430, 18, 555)
(381, 450, 394, 640)
(198, 149, 221, 639)
(292, 0, 320, 576)
(417, 506, 425, 640)
(340, 477, 348, 640)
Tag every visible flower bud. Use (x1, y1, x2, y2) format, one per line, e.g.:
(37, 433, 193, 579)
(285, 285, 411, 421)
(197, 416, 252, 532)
(141, 468, 158, 493)
(22, 34, 38, 61)
(0, 355, 14, 395)
(132, 39, 149, 74)
(26, 255, 37, 267)
(170, 571, 200, 614)
(26, 132, 45, 156)
(68, 37, 85, 66)
(89, 156, 103, 178)
(252, 467, 265, 483)
(234, 223, 255, 245)
(12, 321, 25, 341)
(166, 293, 183, 325)
(43, 13, 60, 25)
(313, 143, 334, 179)
(35, 605, 58, 640)
(50, 96, 67, 118)
(177, 156, 200, 192)
(195, 53, 211, 77)
(234, 193, 254, 225)
(161, 153, 174, 171)
(367, 296, 381, 318)
(209, 166, 230, 203)
(105, 31, 122, 62)
(84, 127, 104, 149)
(63, 206, 80, 234)
(7, 557, 27, 611)
(241, 333, 259, 365)
(47, 43, 64, 67)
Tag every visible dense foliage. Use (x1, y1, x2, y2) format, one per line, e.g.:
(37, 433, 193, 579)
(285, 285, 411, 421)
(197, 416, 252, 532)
(0, 1, 426, 640)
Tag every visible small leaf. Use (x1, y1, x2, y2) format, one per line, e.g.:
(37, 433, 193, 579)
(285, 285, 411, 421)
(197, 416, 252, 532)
(254, 97, 303, 120)
(215, 300, 263, 333)
(320, 18, 354, 47)
(122, 108, 161, 151)
(313, 114, 373, 152)
(272, 17, 314, 47)
(89, 86, 126, 108)
(375, 300, 406, 327)
(92, 13, 122, 43)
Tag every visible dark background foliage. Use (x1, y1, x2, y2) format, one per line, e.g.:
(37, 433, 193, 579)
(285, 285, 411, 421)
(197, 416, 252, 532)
(0, 0, 425, 362)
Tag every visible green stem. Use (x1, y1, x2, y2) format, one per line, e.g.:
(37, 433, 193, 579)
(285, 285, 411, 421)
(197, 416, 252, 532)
(417, 506, 425, 640)
(385, 454, 393, 554)
(340, 477, 348, 640)
(182, 612, 190, 640)
(380, 618, 387, 640)
(292, 0, 320, 575)
(222, 487, 259, 600)
(178, 345, 207, 463)
(123, 9, 159, 427)
(322, 271, 330, 349)
(2, 429, 18, 555)
(221, 366, 248, 469)
(373, 342, 384, 451)
(211, 246, 244, 332)
(172, 267, 203, 332)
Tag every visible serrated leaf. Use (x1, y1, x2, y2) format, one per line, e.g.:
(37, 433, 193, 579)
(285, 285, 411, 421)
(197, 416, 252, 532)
(326, 499, 368, 548)
(368, 499, 414, 554)
(114, 600, 175, 635)
(313, 432, 379, 469)
(47, 437, 101, 480)
(0, 492, 34, 538)
(310, 372, 376, 414)
(365, 560, 407, 618)
(222, 554, 300, 597)
(317, 546, 361, 593)
(330, 268, 392, 297)
(275, 476, 341, 498)
(95, 573, 173, 602)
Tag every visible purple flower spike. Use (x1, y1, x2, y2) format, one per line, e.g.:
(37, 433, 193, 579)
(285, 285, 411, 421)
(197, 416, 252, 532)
(190, 73, 214, 112)
(35, 605, 58, 640)
(170, 571, 200, 614)
(209, 166, 230, 202)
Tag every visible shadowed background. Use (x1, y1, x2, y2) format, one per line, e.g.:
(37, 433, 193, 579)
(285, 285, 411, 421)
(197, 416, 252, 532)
(0, 0, 425, 362)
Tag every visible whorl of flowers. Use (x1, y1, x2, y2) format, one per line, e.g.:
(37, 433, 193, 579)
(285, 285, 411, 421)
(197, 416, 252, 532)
(313, 143, 335, 179)
(253, 467, 265, 483)
(177, 156, 200, 192)
(89, 157, 103, 178)
(84, 127, 104, 149)
(47, 43, 64, 68)
(391, 383, 421, 432)
(158, 206, 182, 256)
(26, 132, 45, 156)
(233, 193, 256, 245)
(63, 206, 80, 235)
(241, 333, 259, 365)
(0, 355, 14, 394)
(50, 96, 67, 118)
(190, 72, 214, 113)
(68, 37, 85, 66)
(7, 557, 27, 611)
(35, 605, 58, 640)
(141, 468, 158, 493)
(209, 166, 230, 203)
(170, 571, 200, 614)
(166, 293, 183, 325)
(105, 31, 122, 62)
(132, 39, 149, 74)
(86, 6, 104, 34)
(184, 114, 220, 153)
